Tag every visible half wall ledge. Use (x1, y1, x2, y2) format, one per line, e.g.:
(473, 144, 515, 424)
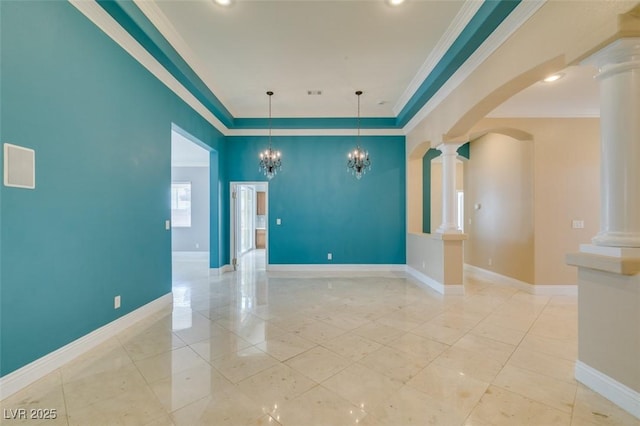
(566, 252, 640, 276)
(567, 249, 640, 419)
(406, 232, 467, 295)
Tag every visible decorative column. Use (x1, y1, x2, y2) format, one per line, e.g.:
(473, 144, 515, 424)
(567, 38, 640, 420)
(589, 38, 640, 249)
(436, 143, 462, 234)
(407, 142, 466, 295)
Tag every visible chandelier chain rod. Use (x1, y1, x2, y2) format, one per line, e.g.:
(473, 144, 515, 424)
(268, 92, 272, 149)
(357, 92, 361, 148)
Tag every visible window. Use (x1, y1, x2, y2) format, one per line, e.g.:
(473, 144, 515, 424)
(171, 182, 191, 227)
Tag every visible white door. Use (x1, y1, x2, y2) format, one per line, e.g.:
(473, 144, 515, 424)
(230, 182, 268, 271)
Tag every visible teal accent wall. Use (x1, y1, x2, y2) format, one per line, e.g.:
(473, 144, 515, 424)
(457, 141, 471, 160)
(422, 143, 470, 233)
(0, 1, 226, 376)
(227, 136, 406, 264)
(422, 149, 442, 234)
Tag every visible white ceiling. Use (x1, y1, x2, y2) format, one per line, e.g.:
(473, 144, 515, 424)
(488, 65, 600, 118)
(146, 0, 467, 118)
(140, 0, 599, 124)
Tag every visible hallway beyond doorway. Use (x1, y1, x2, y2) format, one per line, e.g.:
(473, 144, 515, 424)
(239, 248, 266, 272)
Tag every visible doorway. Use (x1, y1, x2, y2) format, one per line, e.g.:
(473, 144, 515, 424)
(170, 126, 210, 267)
(230, 182, 268, 271)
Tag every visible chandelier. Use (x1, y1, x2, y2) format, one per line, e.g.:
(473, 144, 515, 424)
(347, 90, 371, 179)
(259, 91, 281, 179)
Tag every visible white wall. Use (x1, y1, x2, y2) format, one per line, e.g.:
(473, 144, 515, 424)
(171, 166, 210, 252)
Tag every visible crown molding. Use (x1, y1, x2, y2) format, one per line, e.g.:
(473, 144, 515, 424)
(68, 0, 230, 135)
(393, 1, 483, 116)
(133, 0, 235, 117)
(226, 128, 405, 137)
(403, 0, 547, 135)
(486, 110, 600, 119)
(71, 0, 540, 136)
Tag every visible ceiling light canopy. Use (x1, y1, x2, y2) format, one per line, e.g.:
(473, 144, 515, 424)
(543, 73, 564, 83)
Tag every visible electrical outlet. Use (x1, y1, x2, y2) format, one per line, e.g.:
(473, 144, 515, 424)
(488, 258, 492, 266)
(276, 218, 281, 225)
(572, 220, 585, 229)
(195, 243, 199, 249)
(327, 253, 332, 260)
(114, 295, 121, 309)
(165, 220, 171, 230)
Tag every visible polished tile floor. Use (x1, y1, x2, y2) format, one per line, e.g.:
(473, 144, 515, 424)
(2, 250, 638, 425)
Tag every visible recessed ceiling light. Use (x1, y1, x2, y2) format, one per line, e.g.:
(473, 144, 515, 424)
(543, 73, 564, 83)
(387, 0, 406, 6)
(214, 0, 232, 6)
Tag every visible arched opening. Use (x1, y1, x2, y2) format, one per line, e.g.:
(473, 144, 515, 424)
(423, 146, 469, 234)
(467, 118, 601, 286)
(463, 129, 535, 284)
(407, 141, 431, 234)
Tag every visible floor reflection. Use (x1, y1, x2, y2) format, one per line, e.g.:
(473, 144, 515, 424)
(1, 254, 638, 425)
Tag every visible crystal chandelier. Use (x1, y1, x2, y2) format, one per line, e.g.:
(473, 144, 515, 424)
(347, 90, 371, 179)
(259, 91, 281, 179)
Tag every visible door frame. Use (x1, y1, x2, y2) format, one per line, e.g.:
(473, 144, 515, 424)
(170, 123, 211, 264)
(230, 181, 269, 270)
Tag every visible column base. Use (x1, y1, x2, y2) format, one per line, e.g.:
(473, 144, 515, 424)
(592, 232, 640, 248)
(435, 225, 463, 234)
(580, 244, 640, 258)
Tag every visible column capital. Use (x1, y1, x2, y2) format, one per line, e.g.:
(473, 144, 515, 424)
(582, 38, 640, 78)
(436, 143, 460, 156)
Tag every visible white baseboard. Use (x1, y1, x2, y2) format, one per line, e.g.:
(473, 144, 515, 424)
(405, 266, 464, 295)
(210, 264, 233, 275)
(172, 251, 209, 261)
(0, 293, 173, 401)
(267, 264, 406, 272)
(575, 360, 640, 419)
(530, 284, 578, 296)
(464, 264, 577, 295)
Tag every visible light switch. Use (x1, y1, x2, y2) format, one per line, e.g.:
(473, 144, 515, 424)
(276, 218, 281, 225)
(165, 220, 171, 230)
